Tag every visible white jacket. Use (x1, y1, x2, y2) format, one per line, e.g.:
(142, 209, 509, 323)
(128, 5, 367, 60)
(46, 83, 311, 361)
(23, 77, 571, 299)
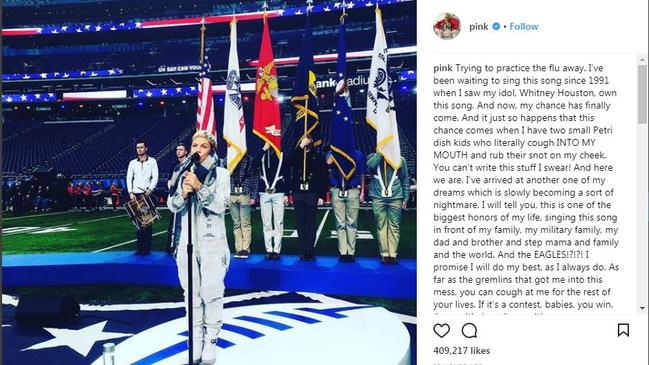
(167, 154, 230, 247)
(126, 156, 159, 194)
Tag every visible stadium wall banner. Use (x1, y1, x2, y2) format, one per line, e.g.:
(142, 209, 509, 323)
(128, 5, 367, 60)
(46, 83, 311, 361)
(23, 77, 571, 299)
(62, 90, 127, 101)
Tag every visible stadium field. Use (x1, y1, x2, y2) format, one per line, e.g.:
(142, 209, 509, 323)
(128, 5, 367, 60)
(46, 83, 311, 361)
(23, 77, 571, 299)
(2, 207, 416, 258)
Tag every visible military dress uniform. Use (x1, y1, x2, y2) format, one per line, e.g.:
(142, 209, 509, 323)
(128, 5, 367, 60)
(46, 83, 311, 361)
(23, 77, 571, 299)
(366, 153, 409, 264)
(327, 149, 366, 262)
(253, 148, 288, 259)
(229, 154, 257, 258)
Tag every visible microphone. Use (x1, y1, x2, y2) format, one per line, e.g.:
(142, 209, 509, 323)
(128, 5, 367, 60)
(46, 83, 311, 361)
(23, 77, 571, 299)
(179, 153, 200, 175)
(170, 153, 200, 193)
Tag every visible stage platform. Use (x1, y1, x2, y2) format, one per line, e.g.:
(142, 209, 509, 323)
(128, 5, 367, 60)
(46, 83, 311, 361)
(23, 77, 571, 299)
(2, 252, 415, 299)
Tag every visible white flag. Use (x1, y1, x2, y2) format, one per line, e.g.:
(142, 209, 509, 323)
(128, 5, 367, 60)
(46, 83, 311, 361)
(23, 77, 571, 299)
(223, 18, 247, 173)
(366, 7, 401, 169)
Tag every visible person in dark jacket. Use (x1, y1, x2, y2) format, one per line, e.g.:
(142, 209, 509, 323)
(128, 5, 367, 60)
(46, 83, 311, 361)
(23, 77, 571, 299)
(288, 136, 328, 261)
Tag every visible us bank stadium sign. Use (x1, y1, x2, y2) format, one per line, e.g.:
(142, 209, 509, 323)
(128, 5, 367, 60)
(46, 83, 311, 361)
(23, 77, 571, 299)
(316, 75, 368, 89)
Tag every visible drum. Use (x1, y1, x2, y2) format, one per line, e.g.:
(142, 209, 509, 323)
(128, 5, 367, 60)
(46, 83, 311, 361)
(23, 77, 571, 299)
(124, 194, 160, 230)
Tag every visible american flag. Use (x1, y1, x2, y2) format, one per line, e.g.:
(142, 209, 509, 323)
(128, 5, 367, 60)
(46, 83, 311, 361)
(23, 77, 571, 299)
(196, 56, 217, 139)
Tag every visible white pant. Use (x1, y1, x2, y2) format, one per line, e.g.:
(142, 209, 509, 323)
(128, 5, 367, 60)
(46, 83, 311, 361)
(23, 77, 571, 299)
(259, 192, 284, 253)
(176, 238, 230, 336)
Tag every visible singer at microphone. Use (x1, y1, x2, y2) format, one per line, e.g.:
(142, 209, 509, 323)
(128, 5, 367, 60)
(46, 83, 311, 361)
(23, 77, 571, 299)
(167, 130, 230, 365)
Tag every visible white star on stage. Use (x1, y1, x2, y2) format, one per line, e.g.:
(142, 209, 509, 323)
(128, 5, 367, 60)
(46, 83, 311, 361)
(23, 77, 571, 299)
(95, 25, 102, 31)
(175, 87, 182, 93)
(6, 97, 12, 102)
(76, 28, 82, 33)
(108, 69, 115, 75)
(277, 9, 285, 15)
(84, 25, 91, 30)
(21, 321, 131, 357)
(61, 26, 68, 31)
(48, 93, 54, 97)
(347, 1, 355, 8)
(336, 110, 341, 115)
(161, 89, 168, 95)
(40, 73, 48, 78)
(295, 9, 302, 15)
(110, 26, 117, 31)
(344, 116, 349, 121)
(324, 6, 331, 11)
(146, 92, 153, 97)
(21, 95, 27, 101)
(135, 22, 142, 28)
(35, 94, 41, 99)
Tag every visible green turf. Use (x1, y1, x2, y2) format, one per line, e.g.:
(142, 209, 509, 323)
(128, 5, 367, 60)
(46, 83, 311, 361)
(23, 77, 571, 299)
(2, 210, 173, 254)
(2, 208, 416, 258)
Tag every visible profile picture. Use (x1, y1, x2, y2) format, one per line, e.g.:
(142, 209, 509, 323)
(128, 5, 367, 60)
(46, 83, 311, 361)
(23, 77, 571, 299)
(434, 12, 461, 40)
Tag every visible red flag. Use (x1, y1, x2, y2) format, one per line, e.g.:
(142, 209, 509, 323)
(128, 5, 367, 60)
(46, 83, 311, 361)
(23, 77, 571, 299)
(253, 16, 281, 157)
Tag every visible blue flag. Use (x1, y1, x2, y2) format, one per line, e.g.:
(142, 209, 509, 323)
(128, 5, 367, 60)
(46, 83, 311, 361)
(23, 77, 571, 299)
(330, 19, 357, 180)
(290, 11, 321, 147)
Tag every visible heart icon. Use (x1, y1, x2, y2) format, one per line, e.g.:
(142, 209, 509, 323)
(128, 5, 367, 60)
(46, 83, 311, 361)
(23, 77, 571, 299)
(434, 323, 450, 338)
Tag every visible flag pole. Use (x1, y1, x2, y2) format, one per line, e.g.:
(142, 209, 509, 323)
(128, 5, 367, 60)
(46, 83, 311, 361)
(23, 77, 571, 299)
(262, 0, 269, 17)
(303, 98, 308, 182)
(340, 0, 347, 191)
(302, 0, 314, 184)
(200, 17, 206, 64)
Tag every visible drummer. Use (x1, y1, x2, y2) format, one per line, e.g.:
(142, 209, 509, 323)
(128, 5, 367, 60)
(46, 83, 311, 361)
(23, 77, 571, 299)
(126, 140, 159, 255)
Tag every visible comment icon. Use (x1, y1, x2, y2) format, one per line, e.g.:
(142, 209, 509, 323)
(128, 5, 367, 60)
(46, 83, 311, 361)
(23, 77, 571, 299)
(462, 322, 478, 338)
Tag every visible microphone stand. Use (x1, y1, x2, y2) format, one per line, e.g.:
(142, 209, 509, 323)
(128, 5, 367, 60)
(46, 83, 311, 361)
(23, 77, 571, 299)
(176, 153, 199, 364)
(186, 189, 194, 365)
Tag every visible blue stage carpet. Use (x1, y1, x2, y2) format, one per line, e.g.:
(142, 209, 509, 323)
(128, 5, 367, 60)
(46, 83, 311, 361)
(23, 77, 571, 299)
(3, 252, 415, 299)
